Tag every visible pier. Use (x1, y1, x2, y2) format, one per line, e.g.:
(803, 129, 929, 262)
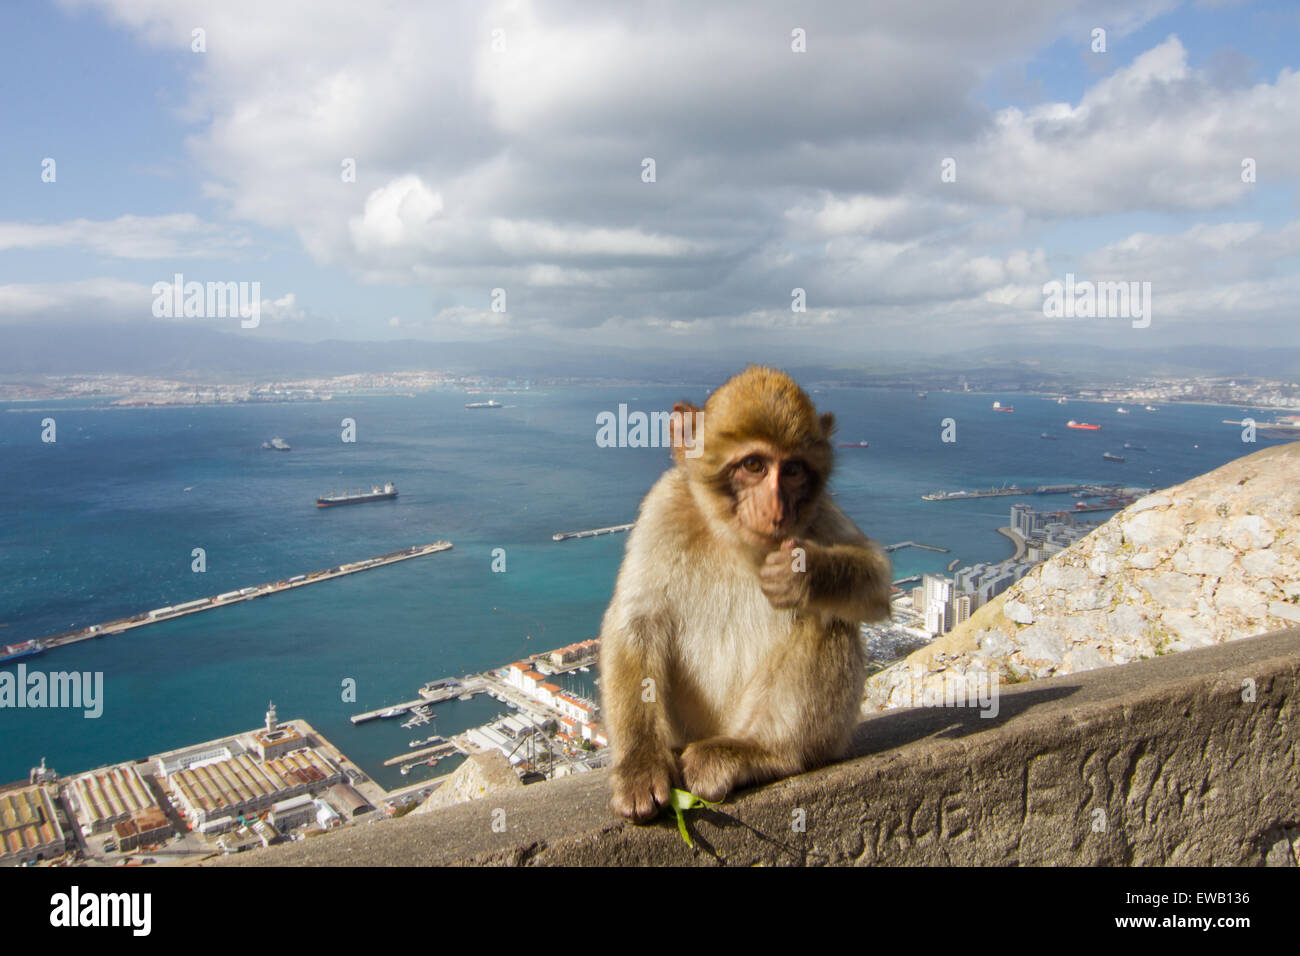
(922, 482, 1152, 502)
(883, 541, 950, 553)
(552, 523, 634, 542)
(37, 541, 453, 655)
(384, 741, 459, 767)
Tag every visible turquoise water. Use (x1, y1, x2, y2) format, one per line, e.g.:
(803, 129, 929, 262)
(0, 386, 1280, 787)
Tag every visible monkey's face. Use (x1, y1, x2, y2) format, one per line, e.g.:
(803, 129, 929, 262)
(721, 441, 820, 547)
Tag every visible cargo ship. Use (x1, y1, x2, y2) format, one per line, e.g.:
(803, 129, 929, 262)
(1067, 420, 1101, 430)
(1123, 441, 1146, 451)
(837, 440, 869, 448)
(316, 482, 398, 508)
(0, 640, 44, 665)
(1040, 432, 1056, 440)
(464, 400, 503, 409)
(922, 484, 1024, 501)
(1103, 452, 1126, 462)
(991, 402, 1014, 412)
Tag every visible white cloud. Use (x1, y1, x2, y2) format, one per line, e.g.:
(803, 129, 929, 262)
(40, 1, 1300, 351)
(0, 214, 248, 259)
(965, 36, 1300, 215)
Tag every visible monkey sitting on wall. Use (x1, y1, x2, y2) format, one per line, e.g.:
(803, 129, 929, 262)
(600, 366, 893, 820)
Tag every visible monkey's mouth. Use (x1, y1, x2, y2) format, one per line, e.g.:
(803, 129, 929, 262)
(738, 522, 790, 547)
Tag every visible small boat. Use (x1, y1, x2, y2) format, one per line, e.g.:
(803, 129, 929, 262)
(837, 440, 869, 448)
(1145, 405, 1157, 411)
(1116, 407, 1129, 414)
(1123, 442, 1146, 451)
(917, 392, 927, 398)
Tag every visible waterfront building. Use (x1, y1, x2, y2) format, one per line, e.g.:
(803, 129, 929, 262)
(66, 765, 159, 837)
(314, 800, 341, 830)
(549, 639, 599, 667)
(252, 701, 305, 761)
(112, 805, 171, 852)
(325, 782, 373, 818)
(269, 793, 316, 831)
(0, 784, 67, 866)
(164, 748, 343, 828)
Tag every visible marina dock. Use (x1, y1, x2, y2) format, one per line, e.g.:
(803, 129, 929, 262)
(350, 698, 434, 725)
(552, 523, 634, 541)
(384, 741, 459, 767)
(36, 541, 454, 655)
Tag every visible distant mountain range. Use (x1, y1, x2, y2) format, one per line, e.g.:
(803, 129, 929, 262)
(1, 320, 1297, 385)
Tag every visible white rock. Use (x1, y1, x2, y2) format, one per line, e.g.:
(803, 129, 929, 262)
(1226, 515, 1276, 551)
(1214, 584, 1267, 618)
(1240, 550, 1279, 579)
(1126, 494, 1172, 514)
(1064, 644, 1107, 672)
(1122, 509, 1183, 551)
(1004, 600, 1034, 625)
(1018, 625, 1066, 664)
(1141, 573, 1200, 609)
(1268, 601, 1300, 624)
(1171, 542, 1234, 578)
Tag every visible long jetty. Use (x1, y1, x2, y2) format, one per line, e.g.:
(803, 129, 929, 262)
(552, 523, 634, 542)
(883, 541, 950, 553)
(922, 482, 1151, 502)
(34, 541, 454, 654)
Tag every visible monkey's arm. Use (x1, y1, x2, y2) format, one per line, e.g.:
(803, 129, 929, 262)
(760, 501, 893, 622)
(600, 571, 683, 820)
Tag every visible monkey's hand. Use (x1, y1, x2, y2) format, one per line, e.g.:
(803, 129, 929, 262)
(758, 538, 815, 610)
(610, 745, 679, 822)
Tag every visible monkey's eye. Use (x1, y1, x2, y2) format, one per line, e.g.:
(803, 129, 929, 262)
(781, 461, 807, 483)
(741, 456, 765, 473)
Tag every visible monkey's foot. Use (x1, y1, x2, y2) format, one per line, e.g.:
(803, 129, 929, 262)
(680, 738, 749, 803)
(610, 752, 677, 822)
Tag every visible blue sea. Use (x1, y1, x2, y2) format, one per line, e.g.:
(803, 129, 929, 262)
(0, 386, 1283, 788)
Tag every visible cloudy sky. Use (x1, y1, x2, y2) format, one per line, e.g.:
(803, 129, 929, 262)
(1, 0, 1298, 359)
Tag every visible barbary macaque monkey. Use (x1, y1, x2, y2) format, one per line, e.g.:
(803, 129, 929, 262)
(600, 366, 893, 820)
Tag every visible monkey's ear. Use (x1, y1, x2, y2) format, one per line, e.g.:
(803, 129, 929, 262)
(820, 412, 836, 439)
(670, 401, 702, 464)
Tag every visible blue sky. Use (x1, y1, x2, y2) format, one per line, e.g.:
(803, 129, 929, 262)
(2, 0, 1298, 358)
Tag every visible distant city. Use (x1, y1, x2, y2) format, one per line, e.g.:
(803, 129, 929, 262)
(3, 369, 1299, 413)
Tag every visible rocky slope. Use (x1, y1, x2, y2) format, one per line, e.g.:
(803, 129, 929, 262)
(865, 441, 1300, 711)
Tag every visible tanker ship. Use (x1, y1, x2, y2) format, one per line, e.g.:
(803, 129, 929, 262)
(317, 482, 398, 507)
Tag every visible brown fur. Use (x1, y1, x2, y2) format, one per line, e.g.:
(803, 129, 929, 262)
(601, 366, 893, 819)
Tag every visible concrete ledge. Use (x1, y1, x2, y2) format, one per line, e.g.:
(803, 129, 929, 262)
(214, 627, 1300, 866)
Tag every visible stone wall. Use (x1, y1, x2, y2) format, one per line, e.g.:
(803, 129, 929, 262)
(213, 627, 1300, 867)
